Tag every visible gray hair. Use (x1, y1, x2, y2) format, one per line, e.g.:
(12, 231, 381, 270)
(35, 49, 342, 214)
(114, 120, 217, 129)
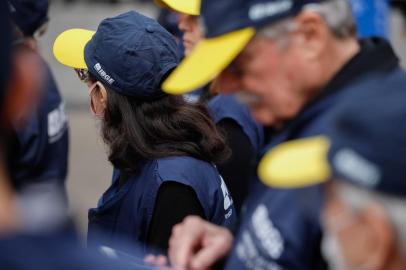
(337, 182, 406, 258)
(258, 0, 356, 40)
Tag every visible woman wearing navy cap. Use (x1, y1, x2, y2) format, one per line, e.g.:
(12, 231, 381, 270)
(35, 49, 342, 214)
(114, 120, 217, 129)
(53, 11, 236, 253)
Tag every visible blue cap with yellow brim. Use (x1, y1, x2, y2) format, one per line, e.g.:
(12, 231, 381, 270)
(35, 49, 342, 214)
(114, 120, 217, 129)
(53, 11, 180, 100)
(162, 28, 255, 94)
(162, 0, 327, 94)
(155, 0, 201, 16)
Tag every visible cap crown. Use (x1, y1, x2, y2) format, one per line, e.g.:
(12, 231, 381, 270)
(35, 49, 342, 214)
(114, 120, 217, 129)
(8, 0, 49, 36)
(327, 71, 406, 197)
(201, 0, 326, 37)
(84, 11, 180, 100)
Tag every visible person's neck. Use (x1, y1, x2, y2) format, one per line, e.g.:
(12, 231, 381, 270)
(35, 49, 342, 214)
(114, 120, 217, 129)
(314, 36, 360, 95)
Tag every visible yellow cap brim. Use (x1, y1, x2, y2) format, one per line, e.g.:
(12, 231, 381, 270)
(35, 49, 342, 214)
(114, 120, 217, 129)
(155, 0, 200, 16)
(53, 28, 95, 69)
(162, 27, 255, 94)
(258, 136, 332, 188)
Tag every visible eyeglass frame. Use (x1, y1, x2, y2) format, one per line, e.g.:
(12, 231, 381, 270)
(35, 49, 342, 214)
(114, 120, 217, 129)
(74, 68, 90, 83)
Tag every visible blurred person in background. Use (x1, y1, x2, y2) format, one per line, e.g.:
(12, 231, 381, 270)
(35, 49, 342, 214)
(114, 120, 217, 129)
(7, 0, 69, 199)
(157, 8, 183, 43)
(155, 0, 264, 214)
(161, 0, 403, 269)
(0, 4, 155, 270)
(53, 11, 236, 253)
(259, 75, 406, 270)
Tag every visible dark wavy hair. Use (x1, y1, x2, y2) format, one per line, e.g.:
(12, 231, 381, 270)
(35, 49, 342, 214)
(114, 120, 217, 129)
(99, 86, 230, 175)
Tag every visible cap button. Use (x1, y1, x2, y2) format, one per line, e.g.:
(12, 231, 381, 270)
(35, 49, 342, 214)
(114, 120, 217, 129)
(145, 25, 155, 33)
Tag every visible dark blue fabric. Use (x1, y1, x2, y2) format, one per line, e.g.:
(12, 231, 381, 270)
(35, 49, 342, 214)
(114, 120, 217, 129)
(8, 0, 49, 36)
(225, 185, 324, 270)
(223, 90, 350, 270)
(9, 59, 69, 189)
(88, 156, 236, 252)
(84, 11, 180, 100)
(326, 67, 406, 197)
(0, 2, 12, 102)
(201, 0, 327, 38)
(0, 230, 155, 270)
(223, 38, 399, 270)
(208, 94, 264, 153)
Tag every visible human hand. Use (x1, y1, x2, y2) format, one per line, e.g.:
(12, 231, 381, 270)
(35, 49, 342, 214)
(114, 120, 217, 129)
(168, 216, 233, 270)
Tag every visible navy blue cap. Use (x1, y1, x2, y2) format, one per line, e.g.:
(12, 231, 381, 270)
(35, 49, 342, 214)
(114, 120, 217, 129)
(84, 11, 180, 100)
(8, 0, 49, 37)
(201, 0, 327, 38)
(1, 1, 13, 106)
(326, 73, 406, 197)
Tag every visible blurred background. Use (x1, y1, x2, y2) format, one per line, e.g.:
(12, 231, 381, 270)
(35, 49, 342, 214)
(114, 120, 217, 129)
(38, 0, 406, 236)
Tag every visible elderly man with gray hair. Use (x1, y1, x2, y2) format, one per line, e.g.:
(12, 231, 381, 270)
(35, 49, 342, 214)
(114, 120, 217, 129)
(259, 74, 406, 270)
(159, 0, 404, 270)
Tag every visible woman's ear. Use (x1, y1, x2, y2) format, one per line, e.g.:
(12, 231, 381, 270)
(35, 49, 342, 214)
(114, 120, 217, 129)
(98, 82, 108, 111)
(89, 82, 108, 118)
(294, 11, 328, 60)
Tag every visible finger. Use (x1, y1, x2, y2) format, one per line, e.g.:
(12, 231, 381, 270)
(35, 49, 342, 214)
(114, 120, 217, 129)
(168, 216, 206, 268)
(190, 231, 233, 270)
(156, 255, 168, 266)
(189, 245, 229, 270)
(144, 255, 158, 265)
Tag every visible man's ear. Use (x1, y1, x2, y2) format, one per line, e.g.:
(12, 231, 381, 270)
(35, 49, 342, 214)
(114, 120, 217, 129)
(361, 203, 395, 270)
(3, 47, 43, 129)
(294, 11, 328, 60)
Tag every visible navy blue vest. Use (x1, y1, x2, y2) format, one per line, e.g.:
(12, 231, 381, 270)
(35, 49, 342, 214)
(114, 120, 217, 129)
(9, 59, 69, 190)
(88, 156, 236, 252)
(224, 38, 399, 270)
(208, 94, 264, 153)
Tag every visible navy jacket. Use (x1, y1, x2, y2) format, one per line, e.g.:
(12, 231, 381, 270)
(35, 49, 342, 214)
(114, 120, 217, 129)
(224, 38, 399, 270)
(88, 156, 236, 252)
(9, 59, 69, 191)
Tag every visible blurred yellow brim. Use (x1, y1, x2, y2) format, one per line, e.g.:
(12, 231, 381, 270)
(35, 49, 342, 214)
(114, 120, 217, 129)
(258, 136, 332, 188)
(162, 27, 255, 94)
(155, 0, 200, 15)
(53, 28, 95, 69)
